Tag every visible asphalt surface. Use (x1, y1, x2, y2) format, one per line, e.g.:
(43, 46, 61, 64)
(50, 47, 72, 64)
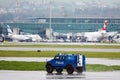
(0, 70, 119, 80)
(0, 57, 120, 66)
(0, 47, 120, 52)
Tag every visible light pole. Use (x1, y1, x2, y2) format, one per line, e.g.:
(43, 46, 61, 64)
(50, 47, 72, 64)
(49, 0, 52, 41)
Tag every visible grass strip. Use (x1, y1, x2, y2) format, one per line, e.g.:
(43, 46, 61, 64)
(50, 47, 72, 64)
(0, 61, 45, 71)
(0, 51, 120, 59)
(87, 64, 113, 71)
(0, 61, 120, 71)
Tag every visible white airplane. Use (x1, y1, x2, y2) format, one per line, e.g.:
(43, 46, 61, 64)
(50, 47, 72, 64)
(82, 20, 117, 42)
(7, 25, 42, 42)
(25, 33, 42, 42)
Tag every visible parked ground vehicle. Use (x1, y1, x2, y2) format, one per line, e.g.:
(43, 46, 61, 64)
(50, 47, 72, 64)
(46, 53, 86, 74)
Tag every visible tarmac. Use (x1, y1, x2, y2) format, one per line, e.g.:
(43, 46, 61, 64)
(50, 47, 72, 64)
(0, 70, 119, 80)
(0, 47, 120, 52)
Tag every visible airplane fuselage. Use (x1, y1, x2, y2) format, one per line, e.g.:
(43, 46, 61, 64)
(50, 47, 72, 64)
(8, 34, 30, 41)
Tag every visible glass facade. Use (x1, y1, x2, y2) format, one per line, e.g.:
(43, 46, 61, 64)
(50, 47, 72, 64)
(2, 17, 120, 35)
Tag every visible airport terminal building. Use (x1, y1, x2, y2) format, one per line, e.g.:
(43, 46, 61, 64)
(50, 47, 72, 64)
(0, 17, 120, 42)
(2, 17, 120, 33)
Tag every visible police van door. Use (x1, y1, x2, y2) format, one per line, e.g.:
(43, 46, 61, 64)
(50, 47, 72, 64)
(77, 54, 83, 67)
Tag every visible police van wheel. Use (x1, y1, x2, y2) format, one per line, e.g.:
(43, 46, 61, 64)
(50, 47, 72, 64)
(66, 65, 74, 74)
(77, 67, 83, 73)
(56, 69, 63, 73)
(46, 64, 53, 73)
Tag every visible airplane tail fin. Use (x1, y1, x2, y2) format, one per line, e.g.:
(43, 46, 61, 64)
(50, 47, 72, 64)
(102, 20, 108, 31)
(7, 25, 13, 35)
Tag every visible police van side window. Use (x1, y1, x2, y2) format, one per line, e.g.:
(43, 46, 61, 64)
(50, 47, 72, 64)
(54, 56, 59, 60)
(62, 56, 66, 60)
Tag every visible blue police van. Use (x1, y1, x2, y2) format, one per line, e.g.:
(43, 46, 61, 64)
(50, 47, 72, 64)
(46, 53, 86, 74)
